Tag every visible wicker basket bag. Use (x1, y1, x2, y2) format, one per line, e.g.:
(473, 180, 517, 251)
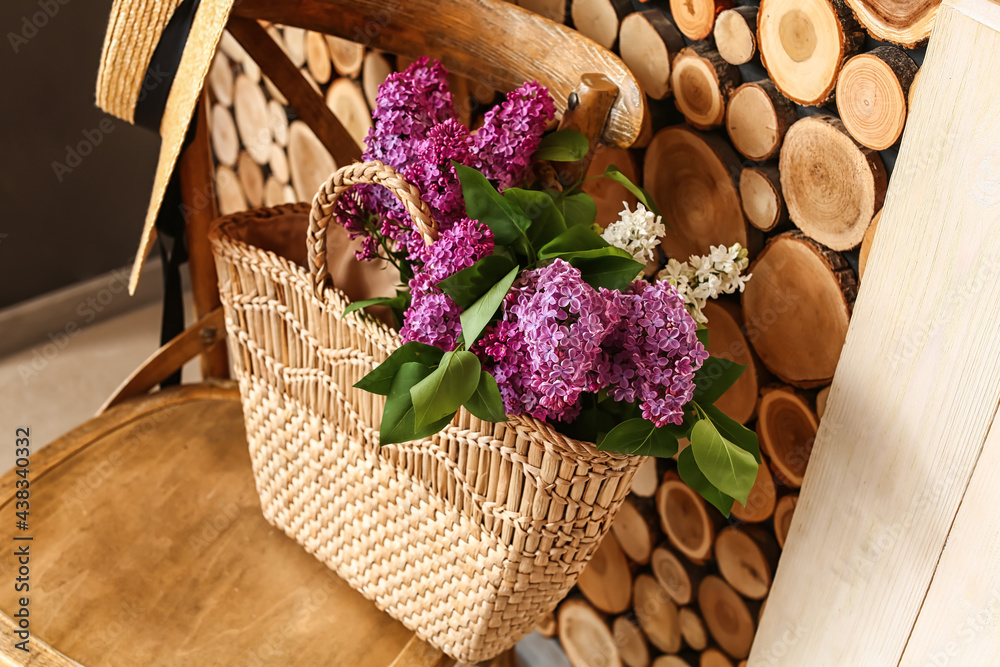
(209, 161, 643, 662)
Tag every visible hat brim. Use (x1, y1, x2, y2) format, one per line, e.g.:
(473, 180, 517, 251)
(128, 0, 236, 295)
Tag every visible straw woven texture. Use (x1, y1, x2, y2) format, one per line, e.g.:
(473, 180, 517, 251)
(209, 161, 642, 662)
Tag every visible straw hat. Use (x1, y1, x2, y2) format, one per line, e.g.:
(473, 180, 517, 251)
(96, 0, 236, 294)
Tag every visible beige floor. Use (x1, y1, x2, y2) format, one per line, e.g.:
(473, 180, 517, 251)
(0, 296, 200, 470)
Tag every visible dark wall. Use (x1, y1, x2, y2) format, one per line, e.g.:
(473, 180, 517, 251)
(0, 0, 160, 308)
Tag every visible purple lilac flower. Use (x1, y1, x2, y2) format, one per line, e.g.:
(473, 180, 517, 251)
(399, 218, 494, 350)
(470, 81, 556, 191)
(399, 291, 465, 351)
(403, 118, 474, 229)
(478, 259, 615, 422)
(337, 57, 456, 258)
(337, 60, 555, 266)
(592, 281, 709, 427)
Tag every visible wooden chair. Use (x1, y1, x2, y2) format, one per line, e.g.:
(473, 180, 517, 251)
(0, 2, 646, 665)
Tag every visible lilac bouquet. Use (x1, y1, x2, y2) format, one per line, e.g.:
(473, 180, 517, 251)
(342, 58, 758, 515)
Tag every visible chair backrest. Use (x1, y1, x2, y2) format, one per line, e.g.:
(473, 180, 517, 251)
(232, 0, 649, 148)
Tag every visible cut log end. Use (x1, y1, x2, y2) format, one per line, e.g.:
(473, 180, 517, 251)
(671, 45, 741, 129)
(209, 52, 235, 107)
(669, 0, 733, 41)
(701, 300, 759, 424)
(657, 472, 718, 562)
(837, 46, 918, 150)
(730, 452, 777, 523)
(758, 0, 866, 106)
(633, 574, 682, 654)
(714, 7, 759, 66)
(619, 10, 685, 100)
(612, 616, 652, 667)
(269, 143, 290, 185)
(816, 385, 831, 419)
(700, 648, 735, 667)
(611, 498, 659, 565)
(362, 51, 393, 110)
(210, 104, 239, 168)
(714, 527, 779, 600)
(780, 115, 887, 251)
(571, 0, 631, 49)
(757, 386, 819, 487)
(237, 151, 264, 209)
(559, 599, 623, 667)
(678, 607, 709, 651)
(742, 232, 856, 387)
(650, 544, 705, 607)
(288, 120, 337, 204)
(859, 208, 882, 280)
(536, 611, 558, 638)
(325, 34, 364, 78)
(844, 0, 939, 48)
(654, 656, 697, 667)
(740, 166, 787, 233)
(578, 533, 634, 615)
(326, 78, 373, 150)
(726, 80, 797, 162)
(646, 126, 754, 261)
(215, 165, 246, 216)
(698, 576, 756, 660)
(630, 458, 659, 499)
(234, 74, 273, 165)
(267, 100, 289, 148)
(304, 30, 332, 85)
(774, 493, 799, 548)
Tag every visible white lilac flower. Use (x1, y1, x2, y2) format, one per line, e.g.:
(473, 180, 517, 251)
(602, 202, 666, 263)
(657, 244, 751, 324)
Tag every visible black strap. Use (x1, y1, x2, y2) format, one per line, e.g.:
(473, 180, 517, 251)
(133, 0, 204, 386)
(133, 0, 202, 132)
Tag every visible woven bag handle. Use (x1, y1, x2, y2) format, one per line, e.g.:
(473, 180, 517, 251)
(308, 161, 438, 297)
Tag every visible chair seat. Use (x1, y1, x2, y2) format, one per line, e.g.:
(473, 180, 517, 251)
(0, 382, 419, 666)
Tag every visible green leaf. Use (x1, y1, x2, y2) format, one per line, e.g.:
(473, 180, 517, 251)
(568, 253, 645, 291)
(436, 255, 517, 309)
(453, 162, 531, 245)
(702, 403, 761, 463)
(602, 165, 661, 217)
(689, 418, 757, 505)
(342, 294, 410, 318)
(537, 224, 608, 259)
(355, 342, 444, 396)
(677, 446, 735, 517)
(380, 362, 458, 446)
(502, 188, 567, 249)
(693, 357, 746, 406)
(696, 326, 709, 347)
(561, 192, 597, 227)
(409, 350, 481, 430)
(460, 265, 520, 345)
(534, 129, 590, 162)
(597, 418, 679, 458)
(464, 370, 507, 423)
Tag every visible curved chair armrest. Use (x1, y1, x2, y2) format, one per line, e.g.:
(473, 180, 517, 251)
(233, 0, 649, 148)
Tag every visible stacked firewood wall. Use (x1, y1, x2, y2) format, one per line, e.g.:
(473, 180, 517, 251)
(516, 0, 927, 665)
(204, 2, 930, 664)
(205, 25, 498, 218)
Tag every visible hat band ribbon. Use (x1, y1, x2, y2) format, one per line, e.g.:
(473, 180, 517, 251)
(133, 0, 202, 132)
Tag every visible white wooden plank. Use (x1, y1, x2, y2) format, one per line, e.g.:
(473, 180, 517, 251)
(898, 401, 1000, 666)
(749, 0, 1000, 664)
